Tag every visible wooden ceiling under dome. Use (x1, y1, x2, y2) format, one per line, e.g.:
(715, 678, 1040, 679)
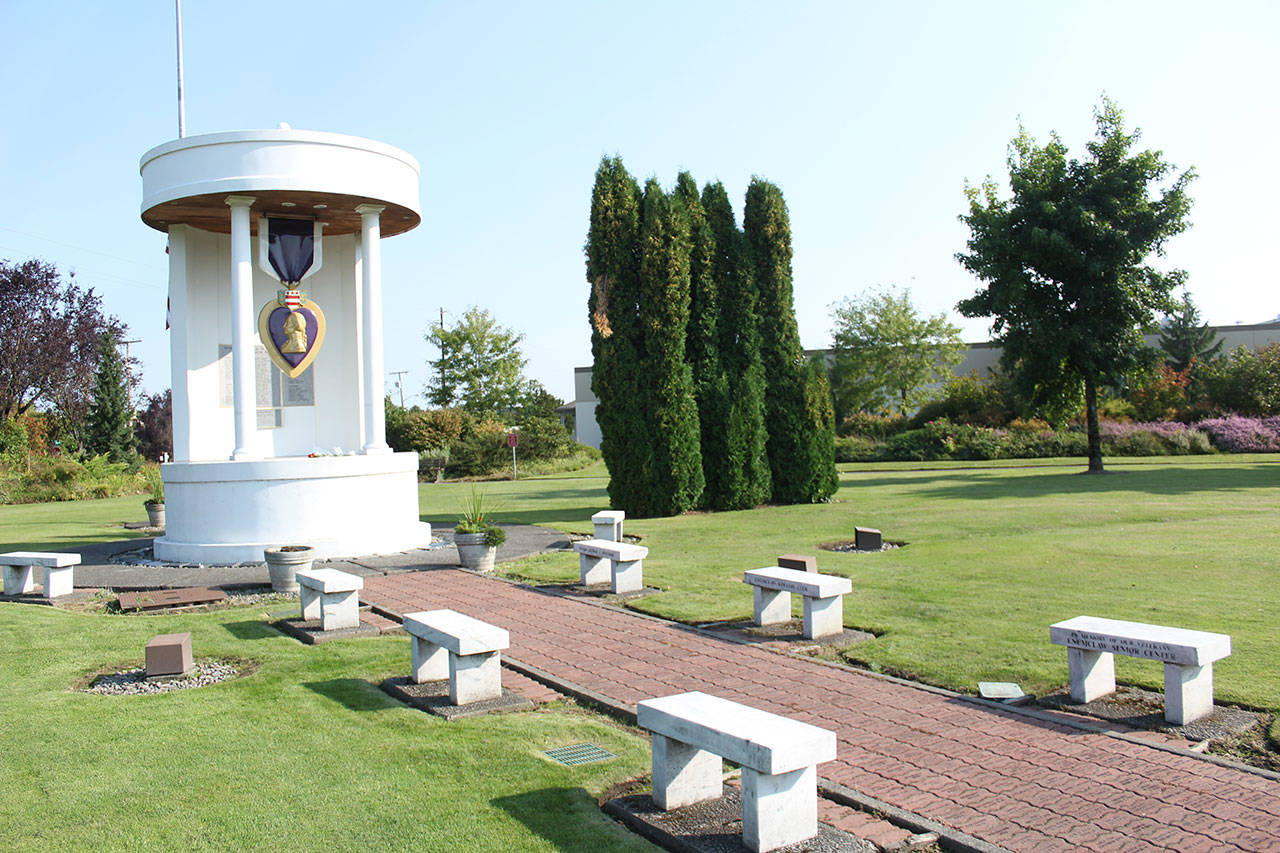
(141, 189, 420, 237)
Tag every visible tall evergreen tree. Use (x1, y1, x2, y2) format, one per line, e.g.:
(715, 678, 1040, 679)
(744, 178, 837, 503)
(84, 332, 138, 463)
(586, 157, 645, 512)
(1159, 285, 1222, 371)
(702, 181, 771, 509)
(634, 179, 703, 516)
(674, 172, 727, 509)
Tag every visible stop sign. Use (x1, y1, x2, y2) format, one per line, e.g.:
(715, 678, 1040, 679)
(507, 431, 518, 448)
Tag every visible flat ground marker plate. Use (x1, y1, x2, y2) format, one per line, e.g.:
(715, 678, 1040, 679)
(543, 743, 617, 766)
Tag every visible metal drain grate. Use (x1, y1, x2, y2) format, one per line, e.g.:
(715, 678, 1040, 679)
(543, 743, 617, 766)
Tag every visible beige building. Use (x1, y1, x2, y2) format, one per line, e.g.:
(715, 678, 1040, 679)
(569, 322, 1280, 448)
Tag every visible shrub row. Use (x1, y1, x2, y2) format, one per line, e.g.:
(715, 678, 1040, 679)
(0, 456, 155, 505)
(833, 418, 1229, 463)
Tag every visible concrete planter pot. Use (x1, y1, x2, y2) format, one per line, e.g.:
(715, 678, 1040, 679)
(454, 533, 496, 573)
(144, 501, 166, 528)
(264, 545, 315, 593)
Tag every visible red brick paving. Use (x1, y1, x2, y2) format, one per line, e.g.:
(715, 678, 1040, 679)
(363, 570, 1280, 853)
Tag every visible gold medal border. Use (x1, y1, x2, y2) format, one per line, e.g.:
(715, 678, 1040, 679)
(257, 297, 327, 379)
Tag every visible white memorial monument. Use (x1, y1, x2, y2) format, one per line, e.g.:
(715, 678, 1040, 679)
(140, 127, 431, 563)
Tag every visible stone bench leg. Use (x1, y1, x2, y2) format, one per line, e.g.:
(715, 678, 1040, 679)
(319, 590, 360, 631)
(3, 565, 36, 596)
(742, 764, 817, 852)
(612, 558, 642, 594)
(410, 637, 450, 683)
(42, 565, 74, 599)
(450, 650, 502, 705)
(651, 733, 722, 810)
(1067, 647, 1115, 703)
(1165, 662, 1214, 725)
(579, 553, 609, 585)
(802, 594, 843, 639)
(299, 586, 322, 621)
(753, 587, 791, 626)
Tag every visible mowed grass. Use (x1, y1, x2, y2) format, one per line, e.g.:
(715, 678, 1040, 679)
(4, 456, 1278, 715)
(0, 602, 654, 852)
(417, 458, 1280, 717)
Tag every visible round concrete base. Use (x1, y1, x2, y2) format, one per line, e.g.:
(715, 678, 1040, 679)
(153, 452, 431, 564)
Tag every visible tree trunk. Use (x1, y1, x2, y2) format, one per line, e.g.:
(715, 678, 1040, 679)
(1084, 375, 1104, 473)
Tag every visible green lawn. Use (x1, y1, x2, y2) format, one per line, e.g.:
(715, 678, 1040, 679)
(4, 455, 1278, 723)
(0, 602, 654, 851)
(425, 457, 1280, 719)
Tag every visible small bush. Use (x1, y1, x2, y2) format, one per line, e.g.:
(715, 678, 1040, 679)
(0, 418, 29, 465)
(834, 435, 883, 462)
(445, 419, 509, 478)
(510, 416, 575, 461)
(910, 372, 1010, 429)
(837, 412, 907, 439)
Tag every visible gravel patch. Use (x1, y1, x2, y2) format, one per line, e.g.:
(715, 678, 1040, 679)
(83, 659, 242, 695)
(819, 541, 902, 554)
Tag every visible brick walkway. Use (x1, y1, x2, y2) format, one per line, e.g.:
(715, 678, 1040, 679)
(362, 570, 1280, 853)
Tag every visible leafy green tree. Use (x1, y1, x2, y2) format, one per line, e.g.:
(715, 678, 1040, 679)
(745, 178, 837, 503)
(1159, 284, 1222, 372)
(957, 98, 1195, 472)
(674, 172, 728, 509)
(830, 287, 964, 417)
(83, 332, 138, 463)
(634, 178, 704, 516)
(586, 157, 647, 512)
(1200, 343, 1280, 416)
(703, 181, 771, 509)
(425, 307, 528, 416)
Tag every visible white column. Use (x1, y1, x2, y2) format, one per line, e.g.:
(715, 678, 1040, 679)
(226, 195, 257, 460)
(166, 226, 191, 462)
(356, 204, 389, 453)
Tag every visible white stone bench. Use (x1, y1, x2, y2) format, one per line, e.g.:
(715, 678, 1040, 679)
(591, 510, 625, 542)
(296, 568, 363, 631)
(637, 691, 837, 852)
(573, 538, 648, 593)
(0, 551, 80, 599)
(403, 609, 510, 705)
(743, 567, 851, 639)
(1050, 615, 1232, 725)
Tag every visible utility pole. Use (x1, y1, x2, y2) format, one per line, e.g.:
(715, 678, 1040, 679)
(116, 338, 143, 412)
(389, 370, 408, 408)
(437, 307, 446, 405)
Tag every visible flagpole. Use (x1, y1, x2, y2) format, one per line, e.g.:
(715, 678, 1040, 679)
(175, 0, 186, 138)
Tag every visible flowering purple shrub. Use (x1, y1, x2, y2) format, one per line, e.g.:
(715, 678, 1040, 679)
(1098, 421, 1213, 455)
(1195, 415, 1280, 453)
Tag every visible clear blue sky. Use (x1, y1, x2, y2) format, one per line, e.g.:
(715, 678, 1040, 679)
(2, 1, 1276, 405)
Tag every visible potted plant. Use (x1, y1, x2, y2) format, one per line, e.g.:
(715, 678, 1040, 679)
(454, 488, 506, 572)
(263, 545, 315, 593)
(143, 477, 165, 528)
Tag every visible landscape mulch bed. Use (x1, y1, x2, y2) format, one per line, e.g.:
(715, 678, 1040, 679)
(380, 676, 533, 720)
(1038, 685, 1266, 741)
(603, 785, 873, 853)
(697, 619, 875, 653)
(535, 581, 659, 603)
(274, 616, 383, 645)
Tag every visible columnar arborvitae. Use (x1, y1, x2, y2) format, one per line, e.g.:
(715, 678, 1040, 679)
(634, 178, 703, 516)
(674, 172, 728, 509)
(586, 158, 646, 511)
(84, 332, 138, 464)
(702, 181, 771, 509)
(744, 178, 837, 503)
